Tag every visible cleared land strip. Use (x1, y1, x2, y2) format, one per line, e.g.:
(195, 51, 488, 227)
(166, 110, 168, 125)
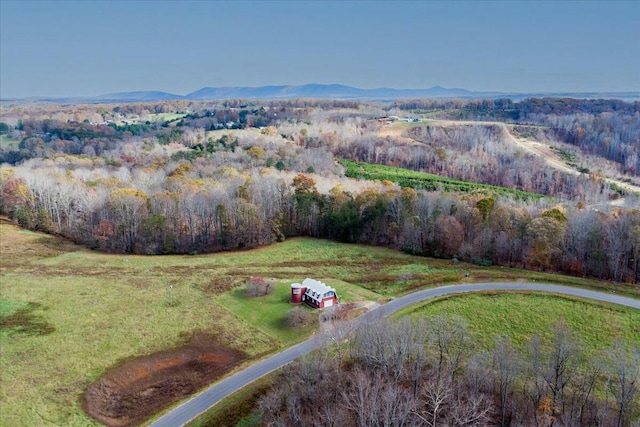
(496, 123, 639, 194)
(380, 120, 640, 194)
(147, 283, 640, 427)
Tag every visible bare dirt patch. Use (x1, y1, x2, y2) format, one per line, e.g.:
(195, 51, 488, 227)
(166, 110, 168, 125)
(83, 333, 246, 427)
(377, 122, 424, 146)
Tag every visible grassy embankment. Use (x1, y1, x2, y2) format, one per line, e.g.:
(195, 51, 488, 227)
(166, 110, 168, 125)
(341, 159, 544, 199)
(1, 217, 638, 426)
(397, 292, 640, 351)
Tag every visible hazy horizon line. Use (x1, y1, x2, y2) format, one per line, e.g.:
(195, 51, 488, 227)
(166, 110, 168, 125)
(3, 83, 640, 102)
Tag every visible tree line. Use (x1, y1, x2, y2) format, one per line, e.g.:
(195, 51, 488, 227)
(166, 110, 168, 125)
(1, 162, 638, 283)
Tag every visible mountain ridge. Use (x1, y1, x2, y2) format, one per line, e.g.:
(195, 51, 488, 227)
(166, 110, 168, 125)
(4, 84, 639, 103)
(184, 84, 485, 100)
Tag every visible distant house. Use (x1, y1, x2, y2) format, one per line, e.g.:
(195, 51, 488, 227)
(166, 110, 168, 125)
(290, 278, 338, 309)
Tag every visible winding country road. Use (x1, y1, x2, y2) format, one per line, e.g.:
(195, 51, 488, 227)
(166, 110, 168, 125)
(147, 282, 640, 427)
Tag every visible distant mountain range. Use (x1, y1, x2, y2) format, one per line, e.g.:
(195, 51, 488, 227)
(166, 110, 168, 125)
(184, 84, 493, 100)
(4, 84, 640, 103)
(94, 84, 492, 102)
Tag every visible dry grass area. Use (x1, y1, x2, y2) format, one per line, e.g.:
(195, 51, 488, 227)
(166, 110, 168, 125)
(377, 121, 424, 145)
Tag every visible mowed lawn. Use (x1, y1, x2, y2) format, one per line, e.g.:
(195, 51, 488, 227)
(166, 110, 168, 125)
(216, 279, 381, 345)
(1, 217, 638, 426)
(147, 112, 186, 122)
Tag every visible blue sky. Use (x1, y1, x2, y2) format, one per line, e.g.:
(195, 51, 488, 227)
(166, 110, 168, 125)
(1, 1, 638, 98)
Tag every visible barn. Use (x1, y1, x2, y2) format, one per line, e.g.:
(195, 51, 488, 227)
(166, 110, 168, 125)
(290, 278, 338, 309)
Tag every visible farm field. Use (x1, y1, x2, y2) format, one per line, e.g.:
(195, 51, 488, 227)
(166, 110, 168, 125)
(341, 159, 543, 199)
(1, 217, 638, 426)
(146, 112, 186, 122)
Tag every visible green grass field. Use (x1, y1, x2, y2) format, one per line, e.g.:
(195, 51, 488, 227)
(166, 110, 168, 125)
(1, 218, 638, 426)
(397, 292, 640, 352)
(147, 112, 186, 122)
(216, 279, 381, 345)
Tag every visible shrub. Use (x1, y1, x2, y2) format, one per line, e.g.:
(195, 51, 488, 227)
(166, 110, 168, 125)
(245, 277, 274, 297)
(285, 307, 314, 328)
(472, 258, 493, 267)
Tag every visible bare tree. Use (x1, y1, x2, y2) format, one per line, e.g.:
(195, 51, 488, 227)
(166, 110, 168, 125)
(525, 334, 549, 427)
(605, 340, 640, 427)
(427, 315, 470, 380)
(542, 321, 582, 416)
(417, 375, 451, 427)
(349, 319, 415, 383)
(245, 277, 274, 297)
(563, 358, 602, 426)
(491, 336, 520, 427)
(285, 307, 315, 328)
(450, 390, 492, 427)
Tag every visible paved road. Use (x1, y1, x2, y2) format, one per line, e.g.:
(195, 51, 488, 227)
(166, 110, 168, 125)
(147, 282, 640, 427)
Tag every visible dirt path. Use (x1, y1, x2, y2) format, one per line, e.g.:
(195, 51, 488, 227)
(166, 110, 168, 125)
(498, 122, 640, 194)
(498, 123, 581, 176)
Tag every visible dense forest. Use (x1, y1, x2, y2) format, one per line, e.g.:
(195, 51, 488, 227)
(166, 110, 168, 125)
(0, 97, 639, 283)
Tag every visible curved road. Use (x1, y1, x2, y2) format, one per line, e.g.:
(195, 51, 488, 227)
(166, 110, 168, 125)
(148, 283, 640, 427)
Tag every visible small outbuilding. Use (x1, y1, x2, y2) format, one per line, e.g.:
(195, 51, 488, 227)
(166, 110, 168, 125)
(290, 278, 338, 309)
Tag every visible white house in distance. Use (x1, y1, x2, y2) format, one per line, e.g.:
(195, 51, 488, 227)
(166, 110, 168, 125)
(290, 278, 338, 309)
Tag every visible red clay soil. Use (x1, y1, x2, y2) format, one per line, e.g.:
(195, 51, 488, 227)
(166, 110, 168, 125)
(83, 333, 246, 427)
